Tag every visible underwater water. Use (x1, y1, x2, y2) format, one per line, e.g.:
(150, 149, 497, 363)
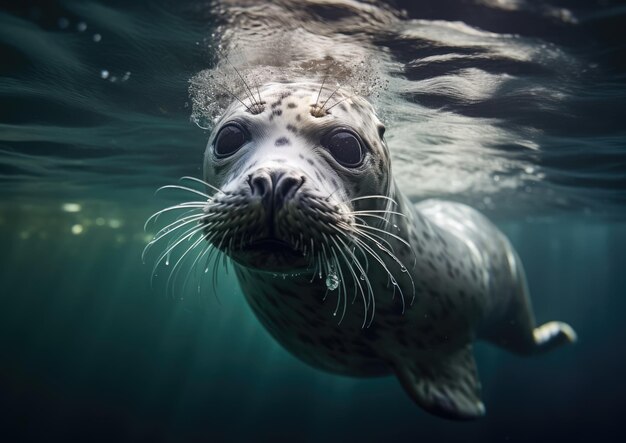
(1, 0, 625, 441)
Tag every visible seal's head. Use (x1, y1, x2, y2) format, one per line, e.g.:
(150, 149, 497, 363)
(202, 82, 391, 272)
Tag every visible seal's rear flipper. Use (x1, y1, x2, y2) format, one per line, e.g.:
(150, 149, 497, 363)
(532, 321, 577, 353)
(393, 345, 485, 420)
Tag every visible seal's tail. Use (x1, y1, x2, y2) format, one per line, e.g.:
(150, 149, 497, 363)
(531, 321, 577, 354)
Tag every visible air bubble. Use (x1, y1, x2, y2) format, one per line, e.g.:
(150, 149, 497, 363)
(325, 272, 340, 291)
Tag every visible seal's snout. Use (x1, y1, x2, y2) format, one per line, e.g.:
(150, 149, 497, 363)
(248, 169, 304, 210)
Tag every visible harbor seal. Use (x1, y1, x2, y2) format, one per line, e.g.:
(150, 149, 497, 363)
(182, 79, 576, 420)
(143, 0, 576, 419)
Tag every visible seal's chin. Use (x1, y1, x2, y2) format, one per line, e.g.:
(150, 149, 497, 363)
(228, 238, 310, 272)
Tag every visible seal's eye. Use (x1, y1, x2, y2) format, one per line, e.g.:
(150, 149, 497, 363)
(214, 124, 248, 158)
(323, 131, 363, 167)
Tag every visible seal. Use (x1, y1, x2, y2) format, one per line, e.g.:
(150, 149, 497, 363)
(180, 79, 577, 420)
(145, 0, 577, 419)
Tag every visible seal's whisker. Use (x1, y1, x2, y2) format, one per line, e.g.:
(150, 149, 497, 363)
(322, 233, 346, 322)
(157, 184, 213, 200)
(142, 213, 204, 263)
(330, 235, 368, 327)
(351, 213, 393, 229)
(144, 203, 206, 230)
(348, 195, 398, 206)
(353, 222, 414, 253)
(348, 210, 407, 219)
(200, 244, 220, 303)
(314, 62, 332, 111)
(151, 225, 204, 287)
(179, 176, 224, 195)
(324, 242, 333, 282)
(222, 53, 258, 107)
(319, 84, 342, 112)
(147, 214, 205, 249)
(182, 232, 218, 297)
(212, 245, 221, 296)
(334, 232, 375, 326)
(255, 83, 262, 108)
(151, 212, 205, 239)
(330, 243, 348, 324)
(212, 229, 231, 295)
(154, 223, 203, 268)
(222, 53, 265, 113)
(325, 92, 359, 112)
(354, 230, 415, 306)
(352, 235, 406, 314)
(346, 223, 395, 252)
(215, 81, 253, 113)
(167, 231, 208, 297)
(339, 229, 369, 274)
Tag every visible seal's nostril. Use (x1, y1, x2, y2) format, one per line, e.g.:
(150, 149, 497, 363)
(274, 174, 304, 204)
(249, 172, 272, 198)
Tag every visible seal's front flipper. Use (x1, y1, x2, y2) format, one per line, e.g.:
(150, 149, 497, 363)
(393, 345, 485, 420)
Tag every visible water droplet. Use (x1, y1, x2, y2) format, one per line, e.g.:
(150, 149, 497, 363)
(400, 265, 407, 272)
(393, 224, 398, 229)
(325, 272, 340, 291)
(204, 267, 209, 273)
(360, 274, 365, 280)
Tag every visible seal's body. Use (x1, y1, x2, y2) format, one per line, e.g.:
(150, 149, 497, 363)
(196, 81, 576, 420)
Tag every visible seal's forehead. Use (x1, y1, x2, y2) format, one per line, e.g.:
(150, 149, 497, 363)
(218, 82, 382, 137)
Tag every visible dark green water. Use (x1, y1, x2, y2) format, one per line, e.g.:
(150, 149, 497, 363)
(1, 1, 625, 442)
(3, 216, 625, 441)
